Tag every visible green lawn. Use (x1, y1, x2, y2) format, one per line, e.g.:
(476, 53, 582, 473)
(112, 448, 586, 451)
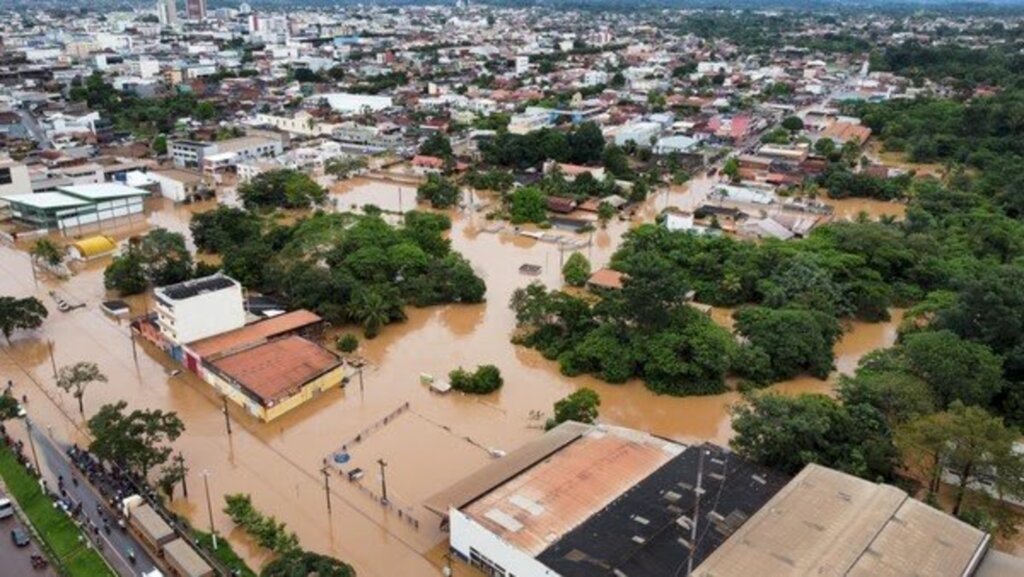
(193, 529, 258, 577)
(0, 443, 116, 577)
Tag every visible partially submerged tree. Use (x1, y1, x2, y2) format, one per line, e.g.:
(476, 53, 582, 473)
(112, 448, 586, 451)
(56, 361, 107, 415)
(551, 388, 601, 427)
(561, 252, 591, 287)
(30, 239, 63, 267)
(0, 296, 48, 342)
(87, 401, 185, 479)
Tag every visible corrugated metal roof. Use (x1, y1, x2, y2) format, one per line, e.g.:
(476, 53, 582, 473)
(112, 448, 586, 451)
(693, 464, 990, 577)
(70, 235, 117, 257)
(460, 425, 682, 556)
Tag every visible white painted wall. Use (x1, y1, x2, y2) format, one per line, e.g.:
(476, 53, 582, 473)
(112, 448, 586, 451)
(156, 281, 245, 344)
(449, 509, 561, 577)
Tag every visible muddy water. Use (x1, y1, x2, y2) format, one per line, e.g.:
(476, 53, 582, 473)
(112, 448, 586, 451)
(0, 179, 905, 577)
(826, 197, 907, 221)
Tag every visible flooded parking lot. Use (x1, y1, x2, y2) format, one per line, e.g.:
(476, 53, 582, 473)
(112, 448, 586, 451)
(0, 176, 905, 576)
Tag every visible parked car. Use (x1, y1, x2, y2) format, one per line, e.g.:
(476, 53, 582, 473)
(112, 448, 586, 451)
(11, 527, 30, 547)
(0, 497, 14, 520)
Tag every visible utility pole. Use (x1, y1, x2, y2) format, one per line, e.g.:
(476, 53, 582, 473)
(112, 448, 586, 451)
(47, 340, 58, 380)
(201, 470, 217, 549)
(221, 395, 232, 436)
(24, 417, 41, 475)
(686, 448, 706, 577)
(358, 367, 364, 394)
(377, 458, 388, 504)
(175, 452, 188, 499)
(320, 465, 332, 513)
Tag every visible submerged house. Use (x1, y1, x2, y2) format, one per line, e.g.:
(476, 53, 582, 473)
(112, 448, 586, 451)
(133, 273, 348, 422)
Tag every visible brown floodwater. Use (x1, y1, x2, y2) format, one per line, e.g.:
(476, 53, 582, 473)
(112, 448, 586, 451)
(0, 180, 907, 577)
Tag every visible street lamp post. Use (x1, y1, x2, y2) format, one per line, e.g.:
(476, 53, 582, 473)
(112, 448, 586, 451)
(175, 452, 188, 499)
(24, 417, 41, 475)
(201, 470, 217, 549)
(221, 395, 232, 436)
(377, 458, 388, 504)
(321, 465, 332, 513)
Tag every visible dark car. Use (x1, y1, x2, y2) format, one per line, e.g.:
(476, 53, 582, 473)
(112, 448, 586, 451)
(11, 528, 30, 547)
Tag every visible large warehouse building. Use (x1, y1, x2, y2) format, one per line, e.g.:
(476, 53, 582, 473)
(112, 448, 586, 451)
(427, 423, 1024, 577)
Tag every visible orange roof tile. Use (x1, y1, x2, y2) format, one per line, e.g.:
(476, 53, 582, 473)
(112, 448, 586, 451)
(210, 335, 341, 405)
(188, 309, 322, 358)
(588, 268, 625, 290)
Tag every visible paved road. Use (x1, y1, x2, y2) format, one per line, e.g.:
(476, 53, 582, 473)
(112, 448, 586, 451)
(0, 505, 59, 577)
(24, 420, 160, 577)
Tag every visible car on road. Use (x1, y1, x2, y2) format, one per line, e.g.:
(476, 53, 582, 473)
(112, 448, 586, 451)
(0, 497, 14, 520)
(11, 527, 30, 547)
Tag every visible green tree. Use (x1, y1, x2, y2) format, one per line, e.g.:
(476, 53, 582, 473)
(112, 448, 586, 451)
(567, 122, 606, 165)
(261, 552, 356, 577)
(0, 395, 20, 421)
(552, 388, 601, 426)
(781, 115, 804, 132)
(152, 134, 168, 155)
(508, 186, 547, 224)
(138, 228, 194, 286)
(562, 253, 591, 287)
(56, 361, 107, 416)
(87, 401, 185, 478)
(449, 364, 503, 394)
(239, 170, 326, 209)
(191, 206, 262, 253)
(349, 288, 399, 338)
(731, 393, 895, 479)
(722, 157, 741, 183)
(898, 402, 1024, 526)
(336, 334, 359, 354)
(418, 132, 453, 159)
(0, 296, 48, 342)
(194, 101, 217, 122)
(30, 239, 63, 267)
(104, 250, 148, 295)
(733, 307, 841, 381)
(814, 137, 836, 158)
(416, 174, 461, 209)
(902, 330, 1005, 408)
(597, 202, 615, 228)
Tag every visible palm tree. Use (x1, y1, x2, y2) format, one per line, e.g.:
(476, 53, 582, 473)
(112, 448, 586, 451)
(351, 290, 390, 339)
(31, 239, 63, 267)
(56, 362, 107, 416)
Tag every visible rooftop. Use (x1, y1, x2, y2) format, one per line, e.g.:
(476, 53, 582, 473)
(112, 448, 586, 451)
(461, 425, 684, 556)
(537, 443, 790, 577)
(58, 182, 151, 201)
(2, 191, 91, 209)
(693, 464, 991, 577)
(210, 335, 342, 406)
(187, 309, 322, 357)
(157, 274, 238, 301)
(588, 268, 625, 290)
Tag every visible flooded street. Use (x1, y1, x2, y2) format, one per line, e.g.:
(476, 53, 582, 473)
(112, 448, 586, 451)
(0, 177, 905, 577)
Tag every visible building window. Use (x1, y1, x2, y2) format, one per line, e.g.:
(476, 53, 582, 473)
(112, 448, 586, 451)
(0, 168, 11, 185)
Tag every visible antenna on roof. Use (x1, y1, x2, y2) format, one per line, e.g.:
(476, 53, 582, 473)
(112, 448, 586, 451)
(686, 446, 706, 577)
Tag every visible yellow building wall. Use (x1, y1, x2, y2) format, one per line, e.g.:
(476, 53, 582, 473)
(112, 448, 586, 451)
(198, 362, 349, 422)
(264, 365, 348, 421)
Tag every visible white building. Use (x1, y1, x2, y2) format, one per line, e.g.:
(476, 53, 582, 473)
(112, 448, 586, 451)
(508, 109, 554, 135)
(319, 93, 393, 115)
(253, 111, 338, 137)
(515, 55, 530, 76)
(157, 0, 178, 28)
(614, 121, 662, 147)
(148, 169, 210, 203)
(426, 422, 790, 577)
(0, 157, 32, 198)
(153, 274, 246, 345)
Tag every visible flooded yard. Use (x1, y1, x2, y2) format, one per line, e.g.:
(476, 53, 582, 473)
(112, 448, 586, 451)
(0, 177, 906, 577)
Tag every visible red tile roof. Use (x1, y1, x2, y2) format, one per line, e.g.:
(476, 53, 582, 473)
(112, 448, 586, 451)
(188, 309, 322, 358)
(211, 335, 341, 405)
